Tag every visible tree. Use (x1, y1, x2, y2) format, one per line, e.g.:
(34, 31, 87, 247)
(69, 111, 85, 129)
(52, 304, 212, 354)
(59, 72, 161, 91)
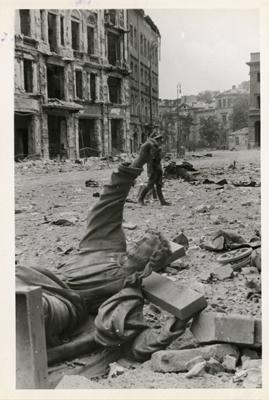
(232, 93, 249, 131)
(199, 116, 220, 147)
(238, 80, 250, 92)
(197, 90, 213, 104)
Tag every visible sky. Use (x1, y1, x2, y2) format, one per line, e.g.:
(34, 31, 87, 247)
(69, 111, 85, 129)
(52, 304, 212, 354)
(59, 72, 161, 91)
(145, 9, 260, 99)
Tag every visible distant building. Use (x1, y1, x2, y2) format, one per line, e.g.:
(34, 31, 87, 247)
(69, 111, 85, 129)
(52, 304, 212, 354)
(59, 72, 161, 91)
(228, 127, 249, 150)
(246, 52, 260, 147)
(159, 98, 216, 153)
(127, 10, 160, 152)
(215, 85, 249, 148)
(14, 9, 131, 160)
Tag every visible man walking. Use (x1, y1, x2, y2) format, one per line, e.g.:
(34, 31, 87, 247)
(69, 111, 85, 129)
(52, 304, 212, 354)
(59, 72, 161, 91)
(138, 131, 170, 206)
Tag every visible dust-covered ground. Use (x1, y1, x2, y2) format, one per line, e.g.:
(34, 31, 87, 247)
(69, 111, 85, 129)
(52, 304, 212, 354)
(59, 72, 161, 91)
(15, 149, 261, 389)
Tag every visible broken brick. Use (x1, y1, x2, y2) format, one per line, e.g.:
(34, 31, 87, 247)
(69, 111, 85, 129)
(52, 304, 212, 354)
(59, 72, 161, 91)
(185, 361, 206, 378)
(191, 312, 255, 345)
(142, 272, 207, 320)
(167, 241, 185, 263)
(222, 354, 237, 371)
(151, 344, 240, 373)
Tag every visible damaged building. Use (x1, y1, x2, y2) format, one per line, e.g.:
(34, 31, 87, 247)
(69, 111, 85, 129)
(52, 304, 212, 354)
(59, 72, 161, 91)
(127, 10, 160, 153)
(14, 9, 130, 160)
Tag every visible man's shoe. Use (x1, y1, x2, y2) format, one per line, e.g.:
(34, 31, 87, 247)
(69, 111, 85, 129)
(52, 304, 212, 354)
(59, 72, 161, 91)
(160, 200, 171, 206)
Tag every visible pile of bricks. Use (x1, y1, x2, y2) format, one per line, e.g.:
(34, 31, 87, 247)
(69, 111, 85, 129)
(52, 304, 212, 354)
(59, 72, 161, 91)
(151, 311, 261, 385)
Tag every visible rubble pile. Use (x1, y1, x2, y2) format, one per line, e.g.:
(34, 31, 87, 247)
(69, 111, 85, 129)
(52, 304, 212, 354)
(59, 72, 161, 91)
(15, 149, 261, 389)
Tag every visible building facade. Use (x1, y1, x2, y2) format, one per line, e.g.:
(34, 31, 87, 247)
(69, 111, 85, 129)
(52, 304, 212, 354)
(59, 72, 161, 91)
(159, 98, 216, 153)
(228, 127, 249, 150)
(127, 10, 160, 153)
(14, 9, 131, 160)
(215, 85, 249, 148)
(246, 52, 260, 147)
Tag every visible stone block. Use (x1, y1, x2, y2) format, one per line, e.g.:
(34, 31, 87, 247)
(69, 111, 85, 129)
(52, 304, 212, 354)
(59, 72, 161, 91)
(16, 286, 48, 389)
(222, 354, 237, 371)
(191, 312, 255, 345)
(167, 241, 185, 264)
(142, 272, 207, 320)
(151, 344, 240, 372)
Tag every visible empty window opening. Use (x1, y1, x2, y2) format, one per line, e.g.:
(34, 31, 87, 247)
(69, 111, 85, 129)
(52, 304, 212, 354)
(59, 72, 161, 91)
(257, 72, 260, 82)
(107, 32, 120, 65)
(79, 119, 100, 157)
(134, 28, 137, 48)
(108, 76, 121, 103)
(48, 115, 67, 159)
(23, 59, 33, 93)
(87, 26, 94, 54)
(14, 114, 32, 160)
(71, 20, 80, 50)
(257, 95, 260, 109)
(111, 119, 123, 153)
(90, 73, 96, 101)
(144, 37, 147, 57)
(60, 16, 65, 46)
(48, 12, 57, 52)
(47, 64, 65, 99)
(20, 10, 31, 36)
(40, 10, 46, 41)
(75, 70, 83, 99)
(130, 24, 133, 46)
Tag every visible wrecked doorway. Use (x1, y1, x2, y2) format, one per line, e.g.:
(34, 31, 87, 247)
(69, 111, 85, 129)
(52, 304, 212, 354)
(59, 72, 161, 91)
(14, 114, 32, 160)
(79, 119, 100, 157)
(47, 115, 68, 159)
(111, 119, 123, 154)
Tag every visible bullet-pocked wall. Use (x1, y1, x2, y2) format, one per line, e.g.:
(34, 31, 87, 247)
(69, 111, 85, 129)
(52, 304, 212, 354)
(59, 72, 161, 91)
(14, 9, 131, 160)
